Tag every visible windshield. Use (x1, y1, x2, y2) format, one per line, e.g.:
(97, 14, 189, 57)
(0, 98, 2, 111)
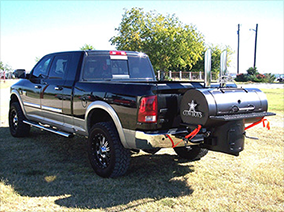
(82, 54, 155, 81)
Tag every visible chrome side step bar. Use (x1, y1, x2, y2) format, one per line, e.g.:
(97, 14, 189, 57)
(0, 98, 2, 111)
(23, 120, 73, 138)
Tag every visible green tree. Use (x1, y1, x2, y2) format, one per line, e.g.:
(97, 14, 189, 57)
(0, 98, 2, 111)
(0, 61, 4, 71)
(0, 61, 12, 72)
(110, 7, 205, 72)
(80, 44, 95, 50)
(35, 57, 40, 63)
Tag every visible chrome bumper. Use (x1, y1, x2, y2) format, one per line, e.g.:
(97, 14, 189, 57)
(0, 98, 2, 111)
(134, 128, 198, 149)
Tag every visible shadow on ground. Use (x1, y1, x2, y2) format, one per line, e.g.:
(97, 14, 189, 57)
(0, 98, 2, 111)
(0, 127, 194, 210)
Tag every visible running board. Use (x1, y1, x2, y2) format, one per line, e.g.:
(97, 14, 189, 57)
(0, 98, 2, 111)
(23, 120, 73, 138)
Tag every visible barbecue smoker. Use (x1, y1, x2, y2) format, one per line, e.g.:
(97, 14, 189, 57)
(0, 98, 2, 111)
(179, 50, 275, 156)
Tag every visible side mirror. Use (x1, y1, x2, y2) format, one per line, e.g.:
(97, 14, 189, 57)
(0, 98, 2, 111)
(204, 49, 211, 87)
(13, 69, 26, 79)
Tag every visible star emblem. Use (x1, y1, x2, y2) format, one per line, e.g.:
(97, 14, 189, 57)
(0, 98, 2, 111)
(188, 100, 197, 112)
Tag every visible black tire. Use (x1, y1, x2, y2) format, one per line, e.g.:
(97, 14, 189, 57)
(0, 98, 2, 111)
(87, 122, 130, 178)
(9, 102, 30, 137)
(174, 146, 208, 160)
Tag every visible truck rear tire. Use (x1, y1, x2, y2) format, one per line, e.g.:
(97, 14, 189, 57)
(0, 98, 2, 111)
(9, 102, 30, 137)
(87, 122, 130, 178)
(174, 146, 208, 160)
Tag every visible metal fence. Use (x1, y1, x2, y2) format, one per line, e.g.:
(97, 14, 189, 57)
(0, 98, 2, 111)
(157, 71, 219, 81)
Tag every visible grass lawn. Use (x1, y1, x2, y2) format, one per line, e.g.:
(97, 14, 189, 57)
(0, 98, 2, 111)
(261, 88, 284, 112)
(0, 79, 17, 89)
(0, 86, 283, 211)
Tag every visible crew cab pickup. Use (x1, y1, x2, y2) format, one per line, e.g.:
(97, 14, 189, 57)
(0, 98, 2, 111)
(9, 50, 275, 178)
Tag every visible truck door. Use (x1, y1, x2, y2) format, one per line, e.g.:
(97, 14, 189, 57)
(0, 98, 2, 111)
(40, 54, 71, 127)
(22, 55, 53, 123)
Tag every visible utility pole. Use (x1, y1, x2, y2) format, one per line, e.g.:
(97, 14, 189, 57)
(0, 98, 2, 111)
(253, 24, 258, 68)
(237, 24, 240, 74)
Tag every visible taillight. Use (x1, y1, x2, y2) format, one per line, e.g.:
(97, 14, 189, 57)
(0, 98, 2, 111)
(138, 95, 158, 123)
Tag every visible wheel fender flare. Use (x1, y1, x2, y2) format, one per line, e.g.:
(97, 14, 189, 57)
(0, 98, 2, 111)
(85, 101, 128, 148)
(10, 89, 27, 117)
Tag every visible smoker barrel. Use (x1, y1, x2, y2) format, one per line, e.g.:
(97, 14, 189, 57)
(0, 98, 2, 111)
(180, 87, 275, 156)
(180, 87, 274, 127)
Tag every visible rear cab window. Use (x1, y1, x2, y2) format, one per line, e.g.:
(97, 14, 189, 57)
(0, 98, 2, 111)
(81, 51, 155, 81)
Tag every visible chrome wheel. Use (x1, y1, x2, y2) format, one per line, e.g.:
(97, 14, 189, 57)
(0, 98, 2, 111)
(9, 102, 30, 137)
(87, 122, 130, 178)
(11, 109, 18, 130)
(93, 133, 111, 168)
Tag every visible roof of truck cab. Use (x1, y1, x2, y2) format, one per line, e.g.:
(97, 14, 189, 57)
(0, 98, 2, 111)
(86, 50, 147, 56)
(43, 50, 147, 57)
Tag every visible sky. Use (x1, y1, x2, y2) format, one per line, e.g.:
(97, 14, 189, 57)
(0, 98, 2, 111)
(1, 0, 283, 74)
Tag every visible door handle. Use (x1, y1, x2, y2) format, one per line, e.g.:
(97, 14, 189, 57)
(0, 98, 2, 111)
(34, 85, 41, 89)
(54, 86, 63, 91)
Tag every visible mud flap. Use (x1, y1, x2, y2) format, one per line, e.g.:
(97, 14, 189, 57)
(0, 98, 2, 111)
(203, 120, 245, 156)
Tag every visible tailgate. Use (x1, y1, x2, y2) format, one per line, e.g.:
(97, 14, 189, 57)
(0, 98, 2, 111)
(155, 81, 198, 130)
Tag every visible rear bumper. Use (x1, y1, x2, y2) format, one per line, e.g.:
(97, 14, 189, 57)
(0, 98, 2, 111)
(123, 111, 276, 151)
(134, 128, 193, 149)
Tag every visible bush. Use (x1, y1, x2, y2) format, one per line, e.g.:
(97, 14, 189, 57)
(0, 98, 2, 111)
(235, 73, 247, 82)
(235, 67, 276, 83)
(264, 73, 276, 83)
(247, 67, 259, 75)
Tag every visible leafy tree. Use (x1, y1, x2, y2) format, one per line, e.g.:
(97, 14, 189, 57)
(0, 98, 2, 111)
(110, 7, 205, 72)
(0, 61, 12, 72)
(80, 44, 95, 50)
(0, 61, 4, 71)
(35, 57, 40, 63)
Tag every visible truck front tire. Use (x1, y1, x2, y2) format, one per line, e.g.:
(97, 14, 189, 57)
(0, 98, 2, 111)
(174, 146, 208, 161)
(87, 122, 130, 178)
(9, 102, 30, 137)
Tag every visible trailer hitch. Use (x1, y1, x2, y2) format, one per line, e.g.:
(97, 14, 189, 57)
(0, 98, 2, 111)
(243, 131, 259, 140)
(167, 125, 202, 148)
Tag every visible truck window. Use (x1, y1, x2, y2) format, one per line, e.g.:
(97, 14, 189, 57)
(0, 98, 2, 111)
(111, 60, 128, 75)
(49, 55, 70, 79)
(82, 55, 111, 80)
(128, 56, 154, 80)
(32, 55, 53, 79)
(82, 54, 155, 81)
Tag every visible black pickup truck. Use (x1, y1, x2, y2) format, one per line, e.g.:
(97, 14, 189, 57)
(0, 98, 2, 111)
(9, 50, 274, 178)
